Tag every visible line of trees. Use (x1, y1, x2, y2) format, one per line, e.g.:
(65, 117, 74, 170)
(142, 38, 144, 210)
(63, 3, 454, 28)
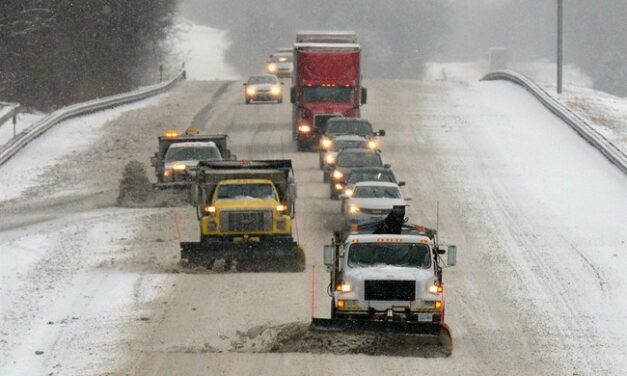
(0, 0, 177, 109)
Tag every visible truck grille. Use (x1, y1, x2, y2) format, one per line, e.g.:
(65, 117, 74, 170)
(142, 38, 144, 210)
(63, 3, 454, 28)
(364, 280, 415, 301)
(220, 210, 273, 232)
(314, 115, 338, 132)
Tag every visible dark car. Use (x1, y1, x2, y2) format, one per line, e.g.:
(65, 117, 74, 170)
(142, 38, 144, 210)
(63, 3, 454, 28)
(328, 148, 387, 199)
(324, 118, 385, 138)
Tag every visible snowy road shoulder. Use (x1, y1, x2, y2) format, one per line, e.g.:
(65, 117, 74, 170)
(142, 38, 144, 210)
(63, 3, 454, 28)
(0, 93, 167, 202)
(0, 208, 172, 375)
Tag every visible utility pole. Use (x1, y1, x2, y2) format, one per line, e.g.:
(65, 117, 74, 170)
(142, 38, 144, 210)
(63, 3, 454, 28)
(557, 0, 563, 94)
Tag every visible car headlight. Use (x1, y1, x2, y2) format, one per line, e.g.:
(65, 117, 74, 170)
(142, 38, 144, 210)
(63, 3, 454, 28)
(343, 188, 354, 197)
(321, 138, 332, 149)
(332, 170, 343, 180)
(325, 154, 336, 164)
(349, 204, 360, 214)
(368, 140, 377, 149)
(246, 87, 256, 96)
(335, 183, 343, 191)
(270, 85, 281, 95)
(163, 169, 173, 178)
(298, 124, 311, 133)
(267, 63, 277, 73)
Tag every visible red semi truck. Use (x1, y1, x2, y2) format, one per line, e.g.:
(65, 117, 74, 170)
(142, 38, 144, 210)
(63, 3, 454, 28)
(290, 34, 367, 151)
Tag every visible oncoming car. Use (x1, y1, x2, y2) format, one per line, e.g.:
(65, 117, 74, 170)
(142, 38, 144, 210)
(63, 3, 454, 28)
(266, 52, 293, 78)
(341, 181, 408, 226)
(243, 75, 283, 104)
(329, 148, 386, 199)
(320, 134, 375, 181)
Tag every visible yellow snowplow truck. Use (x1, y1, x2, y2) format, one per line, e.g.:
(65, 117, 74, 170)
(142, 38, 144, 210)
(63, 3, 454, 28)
(181, 160, 305, 272)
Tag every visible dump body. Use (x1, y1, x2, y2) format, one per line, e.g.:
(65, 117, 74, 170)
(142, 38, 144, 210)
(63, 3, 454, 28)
(291, 39, 366, 150)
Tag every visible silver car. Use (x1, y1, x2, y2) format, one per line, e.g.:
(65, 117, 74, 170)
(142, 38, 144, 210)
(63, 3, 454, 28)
(243, 75, 283, 104)
(342, 181, 408, 225)
(266, 52, 293, 78)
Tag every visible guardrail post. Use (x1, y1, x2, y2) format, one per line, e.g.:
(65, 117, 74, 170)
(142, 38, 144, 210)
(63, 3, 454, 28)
(160, 64, 164, 82)
(182, 62, 186, 80)
(12, 114, 17, 137)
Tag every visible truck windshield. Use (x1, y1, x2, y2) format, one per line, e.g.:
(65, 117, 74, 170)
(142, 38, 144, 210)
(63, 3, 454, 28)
(165, 147, 221, 162)
(215, 184, 276, 201)
(303, 87, 354, 103)
(354, 186, 401, 199)
(327, 122, 373, 136)
(337, 152, 382, 168)
(347, 171, 394, 184)
(348, 243, 431, 268)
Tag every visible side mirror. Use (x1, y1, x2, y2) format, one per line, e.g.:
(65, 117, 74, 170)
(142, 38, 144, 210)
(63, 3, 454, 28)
(323, 245, 334, 268)
(150, 156, 157, 167)
(190, 184, 200, 206)
(377, 129, 386, 137)
(398, 181, 406, 187)
(404, 197, 412, 201)
(243, 83, 247, 86)
(361, 88, 367, 104)
(280, 82, 285, 85)
(384, 164, 391, 169)
(447, 245, 457, 266)
(229, 154, 237, 161)
(290, 87, 295, 103)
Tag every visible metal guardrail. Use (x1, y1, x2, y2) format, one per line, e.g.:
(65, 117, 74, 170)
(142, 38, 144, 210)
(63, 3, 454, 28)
(481, 70, 627, 175)
(0, 102, 20, 128)
(0, 70, 185, 166)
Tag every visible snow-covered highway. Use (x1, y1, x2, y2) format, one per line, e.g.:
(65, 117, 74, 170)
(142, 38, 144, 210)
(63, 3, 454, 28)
(0, 77, 625, 375)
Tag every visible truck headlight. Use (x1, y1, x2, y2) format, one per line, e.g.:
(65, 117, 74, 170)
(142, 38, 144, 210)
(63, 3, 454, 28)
(428, 284, 444, 294)
(348, 205, 360, 214)
(325, 154, 336, 164)
(298, 124, 311, 133)
(336, 280, 352, 292)
(172, 163, 187, 171)
(332, 170, 343, 180)
(335, 183, 343, 191)
(321, 138, 332, 149)
(343, 188, 354, 197)
(276, 204, 287, 213)
(203, 206, 217, 216)
(246, 87, 256, 96)
(270, 85, 281, 95)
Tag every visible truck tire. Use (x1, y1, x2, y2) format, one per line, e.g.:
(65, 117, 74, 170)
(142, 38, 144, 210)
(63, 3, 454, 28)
(297, 141, 307, 152)
(323, 172, 329, 183)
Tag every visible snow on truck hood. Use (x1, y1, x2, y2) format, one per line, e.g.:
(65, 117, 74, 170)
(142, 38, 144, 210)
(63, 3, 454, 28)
(344, 264, 433, 282)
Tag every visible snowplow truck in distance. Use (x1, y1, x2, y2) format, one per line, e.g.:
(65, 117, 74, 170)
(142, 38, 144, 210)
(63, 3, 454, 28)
(311, 206, 457, 356)
(181, 160, 305, 272)
(290, 31, 367, 151)
(151, 129, 235, 189)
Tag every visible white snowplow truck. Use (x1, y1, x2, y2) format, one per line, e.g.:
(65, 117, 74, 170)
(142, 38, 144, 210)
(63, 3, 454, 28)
(312, 206, 457, 355)
(150, 129, 235, 190)
(181, 160, 305, 272)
